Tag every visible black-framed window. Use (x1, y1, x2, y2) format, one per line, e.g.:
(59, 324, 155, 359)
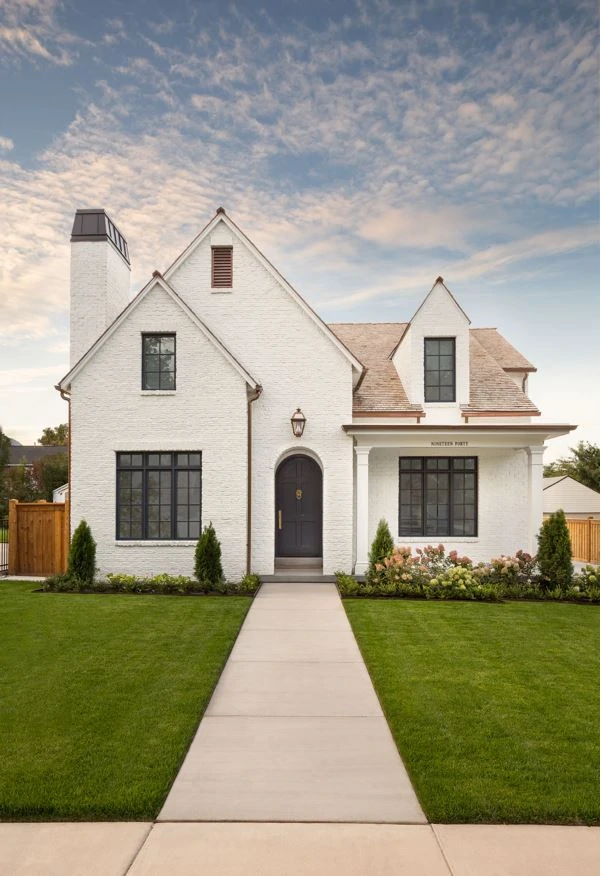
(398, 457, 477, 537)
(424, 337, 455, 402)
(117, 452, 201, 540)
(142, 334, 176, 390)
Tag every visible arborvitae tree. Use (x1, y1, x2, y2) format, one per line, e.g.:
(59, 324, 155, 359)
(194, 522, 223, 585)
(68, 520, 96, 584)
(367, 518, 394, 582)
(537, 509, 573, 591)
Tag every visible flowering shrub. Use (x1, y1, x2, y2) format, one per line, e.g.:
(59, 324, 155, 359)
(335, 545, 599, 605)
(425, 564, 500, 602)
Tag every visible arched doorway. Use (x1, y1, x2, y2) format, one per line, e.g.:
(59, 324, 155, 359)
(275, 454, 323, 558)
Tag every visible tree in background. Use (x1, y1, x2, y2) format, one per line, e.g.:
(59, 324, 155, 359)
(544, 441, 599, 493)
(0, 460, 38, 512)
(38, 424, 69, 446)
(0, 428, 10, 515)
(32, 453, 69, 502)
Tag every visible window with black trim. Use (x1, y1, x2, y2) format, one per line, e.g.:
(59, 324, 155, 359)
(424, 337, 455, 402)
(142, 334, 176, 390)
(117, 452, 201, 540)
(398, 457, 477, 537)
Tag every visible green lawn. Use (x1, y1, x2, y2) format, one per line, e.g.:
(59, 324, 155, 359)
(0, 580, 251, 820)
(344, 599, 599, 824)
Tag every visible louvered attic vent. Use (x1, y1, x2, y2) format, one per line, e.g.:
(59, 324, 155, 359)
(211, 246, 233, 288)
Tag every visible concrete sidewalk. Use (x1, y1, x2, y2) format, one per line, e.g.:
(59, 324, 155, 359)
(159, 581, 425, 823)
(0, 822, 598, 875)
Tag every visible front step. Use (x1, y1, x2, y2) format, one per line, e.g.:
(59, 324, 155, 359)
(260, 574, 338, 584)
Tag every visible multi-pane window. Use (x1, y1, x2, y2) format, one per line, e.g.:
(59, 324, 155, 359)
(399, 457, 477, 537)
(142, 334, 176, 390)
(424, 337, 455, 402)
(117, 452, 201, 540)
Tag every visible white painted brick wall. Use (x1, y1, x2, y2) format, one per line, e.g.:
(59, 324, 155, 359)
(168, 219, 355, 574)
(70, 241, 130, 367)
(70, 284, 249, 580)
(368, 447, 530, 562)
(393, 282, 470, 424)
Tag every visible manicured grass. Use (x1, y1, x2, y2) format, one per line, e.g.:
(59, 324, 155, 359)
(0, 580, 251, 820)
(344, 599, 599, 824)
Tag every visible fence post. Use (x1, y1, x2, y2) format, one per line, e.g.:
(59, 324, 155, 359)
(8, 499, 18, 575)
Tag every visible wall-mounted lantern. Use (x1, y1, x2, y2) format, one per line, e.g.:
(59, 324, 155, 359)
(290, 408, 306, 438)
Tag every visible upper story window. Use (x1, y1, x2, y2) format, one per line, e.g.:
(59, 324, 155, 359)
(142, 334, 175, 390)
(424, 337, 455, 402)
(212, 246, 233, 288)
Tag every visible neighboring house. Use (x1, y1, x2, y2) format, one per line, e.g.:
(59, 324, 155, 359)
(52, 483, 69, 504)
(8, 446, 67, 468)
(543, 476, 600, 520)
(57, 208, 575, 579)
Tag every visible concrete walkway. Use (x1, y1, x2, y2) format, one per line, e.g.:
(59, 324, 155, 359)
(1, 582, 599, 874)
(159, 581, 425, 823)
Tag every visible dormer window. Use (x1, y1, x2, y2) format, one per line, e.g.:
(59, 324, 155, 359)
(212, 246, 233, 288)
(424, 337, 455, 402)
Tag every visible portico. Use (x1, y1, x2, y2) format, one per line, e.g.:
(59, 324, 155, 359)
(348, 424, 574, 574)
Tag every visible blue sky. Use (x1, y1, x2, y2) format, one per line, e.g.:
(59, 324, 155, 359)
(0, 0, 598, 459)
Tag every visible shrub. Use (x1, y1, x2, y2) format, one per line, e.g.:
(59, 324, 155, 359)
(234, 574, 262, 595)
(367, 519, 394, 583)
(537, 510, 573, 592)
(335, 572, 360, 596)
(68, 520, 96, 585)
(425, 564, 501, 602)
(194, 522, 223, 585)
(569, 565, 600, 603)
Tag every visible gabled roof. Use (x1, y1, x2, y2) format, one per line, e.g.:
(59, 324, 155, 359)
(9, 445, 67, 466)
(328, 323, 422, 414)
(543, 476, 568, 489)
(163, 208, 364, 381)
(471, 328, 536, 372)
(58, 272, 259, 391)
(408, 276, 471, 325)
(461, 334, 539, 415)
(328, 322, 539, 415)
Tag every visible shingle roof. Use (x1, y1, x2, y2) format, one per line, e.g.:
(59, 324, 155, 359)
(470, 328, 536, 372)
(9, 446, 67, 466)
(462, 334, 539, 414)
(328, 323, 422, 413)
(328, 323, 539, 415)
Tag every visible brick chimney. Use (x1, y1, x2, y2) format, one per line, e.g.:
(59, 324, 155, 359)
(70, 209, 131, 367)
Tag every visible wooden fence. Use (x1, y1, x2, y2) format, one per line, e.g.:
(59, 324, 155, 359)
(566, 517, 600, 565)
(8, 499, 70, 576)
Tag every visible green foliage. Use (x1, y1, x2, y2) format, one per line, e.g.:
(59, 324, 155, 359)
(38, 424, 69, 446)
(2, 461, 38, 506)
(67, 520, 96, 585)
(537, 510, 573, 591)
(194, 521, 223, 585)
(32, 453, 68, 501)
(426, 565, 500, 601)
(544, 441, 600, 493)
(43, 571, 262, 596)
(334, 572, 360, 596)
(367, 518, 394, 582)
(0, 428, 10, 469)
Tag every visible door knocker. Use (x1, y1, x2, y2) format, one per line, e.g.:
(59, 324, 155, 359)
(296, 489, 303, 500)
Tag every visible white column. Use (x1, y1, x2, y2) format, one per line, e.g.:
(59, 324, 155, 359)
(527, 446, 545, 554)
(354, 445, 371, 574)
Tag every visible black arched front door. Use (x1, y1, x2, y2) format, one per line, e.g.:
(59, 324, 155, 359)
(275, 455, 322, 557)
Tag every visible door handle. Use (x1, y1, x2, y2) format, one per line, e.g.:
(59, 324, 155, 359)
(278, 510, 282, 530)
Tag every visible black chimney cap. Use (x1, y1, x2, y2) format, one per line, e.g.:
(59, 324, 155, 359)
(71, 209, 130, 264)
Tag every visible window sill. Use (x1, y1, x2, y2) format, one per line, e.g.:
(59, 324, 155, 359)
(211, 288, 232, 294)
(140, 390, 176, 396)
(396, 537, 479, 543)
(115, 540, 196, 547)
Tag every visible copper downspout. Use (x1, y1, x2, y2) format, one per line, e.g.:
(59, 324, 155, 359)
(55, 385, 71, 538)
(246, 384, 263, 574)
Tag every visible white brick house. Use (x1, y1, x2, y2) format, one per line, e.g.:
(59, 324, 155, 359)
(57, 208, 575, 579)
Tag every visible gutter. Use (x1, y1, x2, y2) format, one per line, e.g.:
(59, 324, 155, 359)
(55, 384, 71, 543)
(246, 384, 263, 574)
